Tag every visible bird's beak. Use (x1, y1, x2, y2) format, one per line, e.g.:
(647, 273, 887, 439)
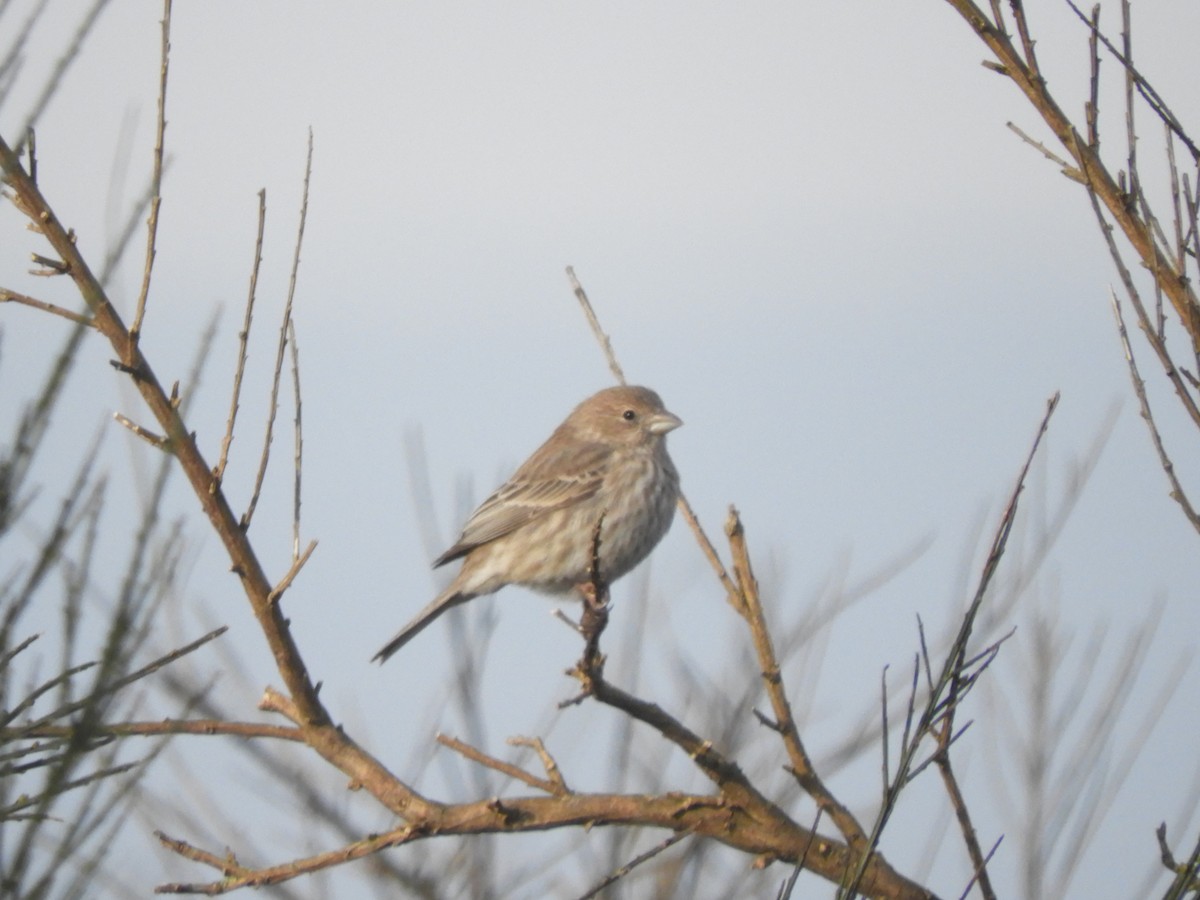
(647, 411, 683, 435)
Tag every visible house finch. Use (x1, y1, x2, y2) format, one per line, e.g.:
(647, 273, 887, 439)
(373, 385, 682, 663)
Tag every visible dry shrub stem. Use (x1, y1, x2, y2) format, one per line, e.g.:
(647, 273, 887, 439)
(941, 4, 1200, 885)
(7, 3, 1157, 884)
(724, 508, 868, 852)
(435, 732, 567, 797)
(214, 188, 266, 486)
(562, 515, 934, 900)
(2, 129, 935, 897)
(0, 124, 449, 870)
(0, 287, 93, 325)
(241, 130, 312, 532)
(128, 0, 170, 353)
(943, 0, 1200, 350)
(847, 394, 1059, 900)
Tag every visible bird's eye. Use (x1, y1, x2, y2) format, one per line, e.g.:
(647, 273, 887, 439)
(622, 409, 637, 421)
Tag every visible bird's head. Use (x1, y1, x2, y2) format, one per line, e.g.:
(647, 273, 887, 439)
(568, 385, 682, 449)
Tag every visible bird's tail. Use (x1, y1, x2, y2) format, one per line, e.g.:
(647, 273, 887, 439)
(372, 588, 470, 664)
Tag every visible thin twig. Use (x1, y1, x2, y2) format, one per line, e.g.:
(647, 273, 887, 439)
(1166, 123, 1187, 290)
(153, 824, 417, 895)
(945, 0, 1200, 352)
(243, 132, 312, 529)
(15, 628, 229, 740)
(565, 269, 740, 599)
(29, 252, 69, 275)
(566, 266, 626, 385)
(1062, 0, 1200, 164)
(678, 492, 741, 604)
(0, 132, 366, 810)
(113, 412, 169, 450)
(266, 539, 318, 605)
(986, 1, 1005, 36)
(1087, 181, 1200, 430)
(575, 830, 692, 900)
(1157, 822, 1200, 899)
(1008, 0, 1040, 78)
(777, 809, 828, 900)
(1084, 4, 1099, 150)
(1109, 291, 1200, 533)
(1120, 0, 1137, 203)
(507, 735, 569, 794)
(845, 394, 1058, 899)
(128, 0, 171, 353)
(880, 665, 891, 799)
(1005, 121, 1084, 182)
(436, 733, 568, 796)
(5, 718, 303, 743)
(935, 742, 997, 900)
(214, 189, 266, 485)
(725, 507, 867, 850)
(0, 634, 41, 671)
(0, 762, 139, 818)
(956, 835, 1004, 900)
(3, 659, 96, 727)
(0, 286, 93, 326)
(288, 317, 302, 559)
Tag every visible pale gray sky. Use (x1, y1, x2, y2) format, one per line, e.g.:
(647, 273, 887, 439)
(2, 3, 1198, 897)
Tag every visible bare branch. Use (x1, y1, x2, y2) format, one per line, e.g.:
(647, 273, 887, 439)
(847, 395, 1058, 898)
(566, 265, 626, 385)
(943, 0, 1200, 350)
(559, 520, 931, 898)
(725, 507, 867, 850)
(1062, 0, 1200, 163)
(1109, 291, 1200, 533)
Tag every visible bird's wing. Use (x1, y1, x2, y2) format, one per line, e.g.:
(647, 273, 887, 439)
(434, 440, 610, 566)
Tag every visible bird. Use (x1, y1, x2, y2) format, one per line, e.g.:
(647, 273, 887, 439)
(373, 385, 682, 663)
